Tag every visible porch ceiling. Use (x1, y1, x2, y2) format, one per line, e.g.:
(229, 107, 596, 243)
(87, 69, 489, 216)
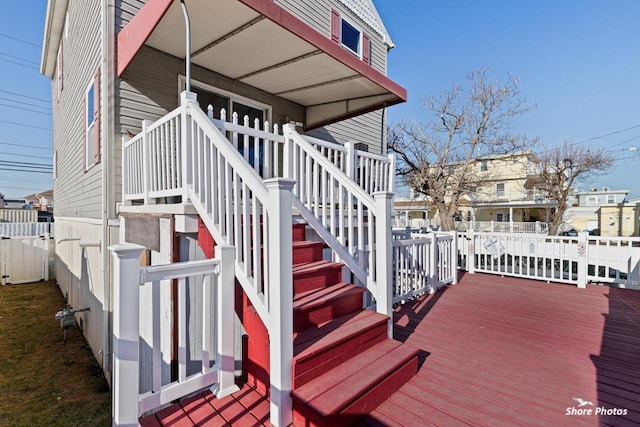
(117, 0, 406, 130)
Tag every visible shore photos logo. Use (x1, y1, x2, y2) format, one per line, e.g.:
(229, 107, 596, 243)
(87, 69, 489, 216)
(566, 397, 628, 416)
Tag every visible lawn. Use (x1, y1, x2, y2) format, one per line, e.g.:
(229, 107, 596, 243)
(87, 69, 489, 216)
(0, 281, 111, 426)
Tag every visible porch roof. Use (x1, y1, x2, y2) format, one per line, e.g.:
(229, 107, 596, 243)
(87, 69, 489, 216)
(117, 0, 407, 130)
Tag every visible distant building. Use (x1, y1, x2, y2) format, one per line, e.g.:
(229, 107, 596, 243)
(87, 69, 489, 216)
(565, 188, 629, 233)
(24, 189, 54, 212)
(0, 192, 4, 208)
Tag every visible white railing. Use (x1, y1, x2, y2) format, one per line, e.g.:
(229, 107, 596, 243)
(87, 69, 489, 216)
(109, 244, 238, 426)
(458, 220, 549, 234)
(0, 222, 54, 237)
(122, 109, 183, 203)
(284, 126, 394, 329)
(392, 232, 457, 304)
(457, 230, 640, 288)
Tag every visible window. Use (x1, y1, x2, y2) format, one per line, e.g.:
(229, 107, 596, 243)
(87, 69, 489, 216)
(480, 160, 488, 171)
(587, 196, 597, 206)
(448, 165, 455, 175)
(331, 9, 370, 64)
(606, 195, 615, 204)
(84, 69, 100, 169)
(496, 183, 505, 197)
(496, 212, 510, 222)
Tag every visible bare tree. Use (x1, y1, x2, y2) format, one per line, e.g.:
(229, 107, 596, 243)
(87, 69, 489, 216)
(537, 141, 614, 235)
(389, 69, 534, 230)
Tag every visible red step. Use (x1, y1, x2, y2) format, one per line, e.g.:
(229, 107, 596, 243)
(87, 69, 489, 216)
(292, 240, 325, 264)
(292, 339, 419, 427)
(293, 260, 344, 296)
(293, 283, 365, 333)
(293, 310, 389, 388)
(293, 222, 307, 241)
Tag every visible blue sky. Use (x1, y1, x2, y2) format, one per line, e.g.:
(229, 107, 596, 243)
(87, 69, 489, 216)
(0, 1, 638, 198)
(377, 0, 640, 198)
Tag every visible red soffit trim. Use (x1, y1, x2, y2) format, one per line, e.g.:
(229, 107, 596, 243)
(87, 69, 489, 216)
(238, 0, 407, 102)
(117, 0, 174, 77)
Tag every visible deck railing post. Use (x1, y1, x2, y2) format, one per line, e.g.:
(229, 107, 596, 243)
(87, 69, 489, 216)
(212, 244, 240, 398)
(109, 243, 145, 427)
(577, 232, 588, 288)
(373, 191, 394, 338)
(180, 91, 197, 201)
(121, 135, 130, 205)
(265, 178, 296, 427)
(282, 124, 294, 180)
(345, 141, 356, 182)
(451, 231, 459, 285)
(142, 120, 153, 205)
(387, 153, 396, 192)
(468, 228, 476, 274)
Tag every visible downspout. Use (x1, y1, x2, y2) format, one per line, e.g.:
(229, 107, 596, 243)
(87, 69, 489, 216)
(180, 0, 191, 92)
(101, 0, 116, 384)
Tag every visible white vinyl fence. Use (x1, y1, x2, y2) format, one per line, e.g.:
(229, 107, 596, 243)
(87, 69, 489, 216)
(0, 222, 54, 237)
(457, 230, 640, 289)
(392, 232, 458, 303)
(0, 236, 51, 285)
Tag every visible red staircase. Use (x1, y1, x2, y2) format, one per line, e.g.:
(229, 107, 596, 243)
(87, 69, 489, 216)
(201, 219, 420, 426)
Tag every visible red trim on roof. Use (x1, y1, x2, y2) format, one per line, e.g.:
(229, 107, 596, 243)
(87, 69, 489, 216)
(238, 0, 406, 102)
(116, 0, 174, 77)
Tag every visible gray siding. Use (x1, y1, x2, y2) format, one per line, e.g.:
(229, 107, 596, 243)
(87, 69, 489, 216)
(52, 0, 103, 218)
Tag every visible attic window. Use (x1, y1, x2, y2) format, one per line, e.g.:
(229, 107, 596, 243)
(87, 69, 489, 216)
(331, 9, 371, 64)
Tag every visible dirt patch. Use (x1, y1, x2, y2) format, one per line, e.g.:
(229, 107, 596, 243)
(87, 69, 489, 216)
(0, 281, 111, 426)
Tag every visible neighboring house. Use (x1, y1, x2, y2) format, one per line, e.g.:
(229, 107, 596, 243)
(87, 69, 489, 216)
(0, 192, 4, 207)
(396, 152, 556, 232)
(24, 189, 54, 212)
(42, 1, 410, 425)
(564, 187, 629, 233)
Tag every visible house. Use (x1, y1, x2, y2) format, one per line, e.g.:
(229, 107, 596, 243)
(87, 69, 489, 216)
(41, 0, 412, 425)
(564, 187, 629, 233)
(0, 192, 4, 207)
(24, 189, 54, 212)
(395, 152, 556, 233)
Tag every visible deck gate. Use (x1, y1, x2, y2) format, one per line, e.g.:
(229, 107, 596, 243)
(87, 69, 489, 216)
(0, 236, 50, 285)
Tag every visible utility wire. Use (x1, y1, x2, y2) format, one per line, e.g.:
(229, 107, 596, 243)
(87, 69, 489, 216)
(0, 103, 51, 115)
(0, 89, 50, 104)
(0, 142, 51, 151)
(0, 120, 51, 131)
(0, 57, 39, 70)
(0, 167, 52, 174)
(0, 151, 52, 160)
(0, 97, 52, 110)
(0, 51, 39, 65)
(0, 32, 41, 49)
(0, 160, 53, 168)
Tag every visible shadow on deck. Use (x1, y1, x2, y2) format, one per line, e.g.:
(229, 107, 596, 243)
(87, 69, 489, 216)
(142, 273, 640, 426)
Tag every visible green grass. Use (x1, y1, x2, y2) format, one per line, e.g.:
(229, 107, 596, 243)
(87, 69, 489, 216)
(0, 281, 111, 427)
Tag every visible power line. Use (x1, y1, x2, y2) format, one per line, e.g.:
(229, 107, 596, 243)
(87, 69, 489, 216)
(0, 167, 52, 174)
(0, 57, 39, 70)
(0, 89, 50, 104)
(0, 120, 51, 131)
(0, 103, 51, 115)
(0, 142, 51, 151)
(0, 32, 41, 49)
(0, 97, 52, 111)
(0, 160, 53, 168)
(0, 151, 52, 160)
(0, 51, 39, 65)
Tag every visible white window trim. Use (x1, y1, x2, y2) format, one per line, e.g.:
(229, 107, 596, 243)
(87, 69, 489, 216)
(177, 76, 272, 123)
(84, 79, 97, 171)
(340, 16, 362, 58)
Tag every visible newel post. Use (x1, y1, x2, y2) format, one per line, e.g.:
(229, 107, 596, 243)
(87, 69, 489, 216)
(282, 124, 294, 180)
(345, 141, 357, 181)
(373, 191, 394, 338)
(212, 245, 240, 398)
(180, 91, 197, 200)
(468, 228, 476, 274)
(577, 232, 588, 288)
(109, 243, 145, 427)
(451, 231, 459, 285)
(265, 178, 296, 427)
(141, 120, 153, 205)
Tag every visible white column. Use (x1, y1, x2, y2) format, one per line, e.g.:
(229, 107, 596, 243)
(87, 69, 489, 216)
(142, 119, 153, 205)
(265, 178, 295, 427)
(509, 207, 514, 233)
(451, 231, 459, 285)
(212, 245, 240, 398)
(468, 228, 476, 274)
(374, 192, 394, 338)
(180, 91, 197, 200)
(109, 243, 145, 427)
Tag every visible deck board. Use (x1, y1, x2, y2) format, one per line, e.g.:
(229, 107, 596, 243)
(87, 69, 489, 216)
(140, 272, 640, 426)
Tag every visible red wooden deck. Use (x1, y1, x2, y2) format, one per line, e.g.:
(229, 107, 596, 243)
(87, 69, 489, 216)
(141, 273, 640, 426)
